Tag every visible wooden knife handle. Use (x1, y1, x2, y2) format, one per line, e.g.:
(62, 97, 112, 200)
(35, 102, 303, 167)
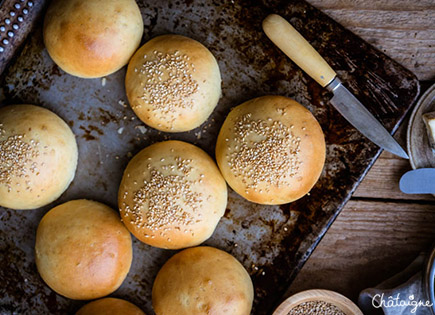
(262, 14, 336, 88)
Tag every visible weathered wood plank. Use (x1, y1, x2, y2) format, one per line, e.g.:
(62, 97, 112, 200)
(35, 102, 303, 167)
(287, 200, 435, 302)
(321, 10, 433, 30)
(280, 1, 435, 309)
(306, 0, 435, 80)
(353, 151, 434, 201)
(307, 0, 435, 10)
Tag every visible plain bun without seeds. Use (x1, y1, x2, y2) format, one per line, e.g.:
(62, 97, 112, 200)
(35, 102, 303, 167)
(152, 246, 254, 315)
(76, 298, 145, 315)
(35, 200, 133, 300)
(43, 0, 144, 78)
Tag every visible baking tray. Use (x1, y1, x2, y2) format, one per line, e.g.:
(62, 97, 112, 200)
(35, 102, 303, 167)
(0, 0, 419, 314)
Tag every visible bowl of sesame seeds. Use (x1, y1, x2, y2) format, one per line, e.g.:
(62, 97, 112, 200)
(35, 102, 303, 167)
(273, 289, 363, 315)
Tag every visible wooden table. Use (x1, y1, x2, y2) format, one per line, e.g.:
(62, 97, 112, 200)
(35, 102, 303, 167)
(287, 0, 435, 304)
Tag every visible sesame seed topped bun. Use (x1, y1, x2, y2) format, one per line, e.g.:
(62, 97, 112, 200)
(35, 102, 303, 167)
(35, 200, 132, 300)
(0, 105, 78, 210)
(152, 246, 253, 315)
(118, 140, 227, 249)
(43, 0, 144, 78)
(76, 298, 145, 315)
(125, 35, 221, 132)
(216, 96, 325, 205)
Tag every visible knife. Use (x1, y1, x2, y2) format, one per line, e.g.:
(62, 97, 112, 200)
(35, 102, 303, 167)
(262, 14, 409, 159)
(400, 168, 435, 194)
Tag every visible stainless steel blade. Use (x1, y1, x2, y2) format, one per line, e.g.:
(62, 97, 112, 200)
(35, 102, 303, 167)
(327, 77, 409, 159)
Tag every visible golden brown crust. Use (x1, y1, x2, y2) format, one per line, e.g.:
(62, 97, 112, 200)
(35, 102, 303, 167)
(125, 35, 221, 132)
(0, 105, 78, 210)
(35, 200, 133, 300)
(76, 298, 145, 315)
(43, 0, 143, 78)
(152, 246, 253, 315)
(118, 141, 227, 249)
(216, 96, 325, 205)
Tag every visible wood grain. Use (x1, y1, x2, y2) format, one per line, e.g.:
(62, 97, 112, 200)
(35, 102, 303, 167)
(0, 0, 431, 313)
(287, 200, 435, 301)
(353, 151, 434, 201)
(306, 0, 435, 81)
(351, 100, 434, 201)
(263, 14, 337, 87)
(287, 1, 435, 309)
(3, 1, 421, 314)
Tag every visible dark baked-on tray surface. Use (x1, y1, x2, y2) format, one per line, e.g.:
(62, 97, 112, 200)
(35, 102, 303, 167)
(0, 0, 419, 313)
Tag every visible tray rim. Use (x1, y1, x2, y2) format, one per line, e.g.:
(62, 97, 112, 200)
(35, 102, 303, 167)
(0, 0, 422, 313)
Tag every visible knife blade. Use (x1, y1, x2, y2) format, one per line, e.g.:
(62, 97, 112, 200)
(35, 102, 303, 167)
(399, 168, 435, 194)
(262, 14, 409, 159)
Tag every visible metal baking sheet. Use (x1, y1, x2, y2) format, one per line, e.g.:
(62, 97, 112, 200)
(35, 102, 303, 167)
(0, 0, 419, 314)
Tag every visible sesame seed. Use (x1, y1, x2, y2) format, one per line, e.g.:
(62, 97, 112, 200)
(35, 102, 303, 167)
(288, 301, 345, 315)
(126, 157, 204, 232)
(0, 133, 40, 191)
(135, 125, 147, 134)
(226, 114, 301, 191)
(118, 100, 128, 108)
(137, 50, 199, 125)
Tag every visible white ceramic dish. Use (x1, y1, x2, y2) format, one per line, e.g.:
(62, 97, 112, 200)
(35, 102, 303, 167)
(407, 83, 435, 169)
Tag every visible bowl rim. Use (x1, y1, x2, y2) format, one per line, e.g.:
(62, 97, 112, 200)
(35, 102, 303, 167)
(406, 82, 435, 170)
(272, 289, 363, 315)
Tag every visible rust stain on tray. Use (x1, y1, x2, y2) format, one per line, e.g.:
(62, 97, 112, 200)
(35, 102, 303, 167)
(0, 0, 418, 314)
